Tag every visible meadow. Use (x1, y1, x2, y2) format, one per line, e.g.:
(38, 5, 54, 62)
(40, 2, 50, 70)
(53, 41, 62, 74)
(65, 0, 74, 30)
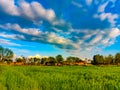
(0, 66, 120, 90)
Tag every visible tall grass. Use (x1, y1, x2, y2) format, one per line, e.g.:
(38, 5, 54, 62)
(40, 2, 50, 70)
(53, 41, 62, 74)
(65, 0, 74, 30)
(0, 66, 120, 90)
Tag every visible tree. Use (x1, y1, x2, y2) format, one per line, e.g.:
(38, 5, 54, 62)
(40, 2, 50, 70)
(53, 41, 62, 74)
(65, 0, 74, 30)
(41, 57, 47, 65)
(104, 54, 113, 64)
(0, 46, 14, 62)
(66, 56, 75, 64)
(66, 56, 72, 62)
(66, 56, 81, 62)
(0, 46, 4, 61)
(16, 58, 23, 62)
(74, 57, 82, 62)
(115, 53, 120, 64)
(45, 56, 56, 66)
(56, 55, 63, 63)
(93, 54, 104, 65)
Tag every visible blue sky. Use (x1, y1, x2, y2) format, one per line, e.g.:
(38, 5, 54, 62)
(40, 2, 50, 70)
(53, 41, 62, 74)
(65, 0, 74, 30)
(0, 0, 120, 59)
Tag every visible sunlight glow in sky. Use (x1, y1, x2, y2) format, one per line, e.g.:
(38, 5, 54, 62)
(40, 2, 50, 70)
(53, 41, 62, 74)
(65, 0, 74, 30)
(0, 0, 120, 59)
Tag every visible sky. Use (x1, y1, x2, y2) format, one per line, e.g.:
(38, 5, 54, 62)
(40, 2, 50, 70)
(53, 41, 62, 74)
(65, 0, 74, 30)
(0, 0, 120, 59)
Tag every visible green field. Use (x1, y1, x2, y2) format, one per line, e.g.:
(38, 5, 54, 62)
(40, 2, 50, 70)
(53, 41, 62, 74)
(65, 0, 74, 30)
(0, 66, 120, 90)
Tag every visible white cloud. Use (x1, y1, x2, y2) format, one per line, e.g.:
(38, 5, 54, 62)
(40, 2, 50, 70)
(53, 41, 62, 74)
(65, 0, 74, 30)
(72, 1, 83, 8)
(94, 1, 119, 27)
(67, 28, 120, 54)
(30, 1, 55, 22)
(0, 32, 25, 40)
(19, 0, 35, 20)
(0, 23, 41, 36)
(0, 32, 17, 39)
(100, 13, 118, 26)
(0, 0, 119, 59)
(101, 28, 120, 45)
(0, 23, 71, 47)
(67, 28, 120, 58)
(0, 0, 56, 23)
(90, 35, 103, 45)
(0, 38, 21, 46)
(86, 0, 92, 5)
(0, 0, 19, 16)
(98, 2, 108, 12)
(109, 28, 120, 38)
(28, 54, 42, 58)
(94, 13, 118, 27)
(46, 32, 70, 44)
(1, 22, 120, 56)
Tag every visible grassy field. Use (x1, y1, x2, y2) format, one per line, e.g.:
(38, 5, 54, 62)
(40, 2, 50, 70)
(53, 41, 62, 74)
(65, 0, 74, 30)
(0, 65, 120, 90)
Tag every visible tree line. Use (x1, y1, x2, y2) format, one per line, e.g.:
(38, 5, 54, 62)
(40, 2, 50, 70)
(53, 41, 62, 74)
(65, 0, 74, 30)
(92, 53, 120, 65)
(1, 46, 120, 66)
(0, 46, 84, 66)
(15, 55, 83, 66)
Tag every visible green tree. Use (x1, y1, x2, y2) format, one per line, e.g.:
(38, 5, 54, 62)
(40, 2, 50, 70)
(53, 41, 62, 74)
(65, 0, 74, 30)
(48, 57, 56, 62)
(41, 57, 47, 65)
(0, 47, 14, 62)
(115, 53, 120, 64)
(66, 56, 74, 65)
(104, 54, 113, 64)
(0, 46, 4, 61)
(56, 55, 64, 63)
(46, 56, 56, 66)
(16, 58, 23, 62)
(66, 56, 81, 62)
(74, 57, 82, 62)
(93, 54, 104, 65)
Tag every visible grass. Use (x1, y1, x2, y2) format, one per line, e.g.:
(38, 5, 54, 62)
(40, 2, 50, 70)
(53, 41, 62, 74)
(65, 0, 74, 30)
(0, 65, 120, 90)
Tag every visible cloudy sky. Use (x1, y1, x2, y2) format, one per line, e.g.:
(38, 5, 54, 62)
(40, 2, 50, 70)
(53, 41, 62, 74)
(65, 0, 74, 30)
(0, 0, 120, 59)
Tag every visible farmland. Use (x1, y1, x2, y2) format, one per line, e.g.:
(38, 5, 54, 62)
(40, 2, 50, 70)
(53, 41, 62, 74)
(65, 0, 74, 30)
(0, 66, 120, 90)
